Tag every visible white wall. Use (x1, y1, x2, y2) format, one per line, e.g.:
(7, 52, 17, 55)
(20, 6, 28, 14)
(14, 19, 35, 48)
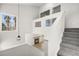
(0, 4, 39, 50)
(19, 4, 39, 45)
(39, 3, 79, 28)
(61, 3, 79, 28)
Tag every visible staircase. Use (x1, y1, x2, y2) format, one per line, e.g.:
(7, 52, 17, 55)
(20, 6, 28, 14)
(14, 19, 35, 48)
(58, 28, 79, 56)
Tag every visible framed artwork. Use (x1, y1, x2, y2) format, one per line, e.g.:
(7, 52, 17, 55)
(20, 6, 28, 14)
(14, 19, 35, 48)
(0, 14, 16, 31)
(35, 21, 41, 27)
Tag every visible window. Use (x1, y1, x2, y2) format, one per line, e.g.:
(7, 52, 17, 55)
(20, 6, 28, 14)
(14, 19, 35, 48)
(53, 5, 61, 14)
(46, 19, 51, 27)
(35, 21, 41, 27)
(40, 10, 50, 18)
(52, 18, 56, 24)
(45, 18, 56, 27)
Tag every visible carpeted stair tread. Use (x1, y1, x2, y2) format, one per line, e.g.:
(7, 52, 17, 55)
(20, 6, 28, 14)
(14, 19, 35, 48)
(60, 43, 79, 51)
(58, 45, 79, 56)
(58, 28, 79, 56)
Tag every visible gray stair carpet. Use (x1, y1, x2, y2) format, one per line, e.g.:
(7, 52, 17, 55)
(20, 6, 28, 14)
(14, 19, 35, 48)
(58, 28, 79, 56)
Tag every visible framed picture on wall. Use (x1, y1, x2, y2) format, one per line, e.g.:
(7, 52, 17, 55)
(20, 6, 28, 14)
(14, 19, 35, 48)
(1, 14, 16, 31)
